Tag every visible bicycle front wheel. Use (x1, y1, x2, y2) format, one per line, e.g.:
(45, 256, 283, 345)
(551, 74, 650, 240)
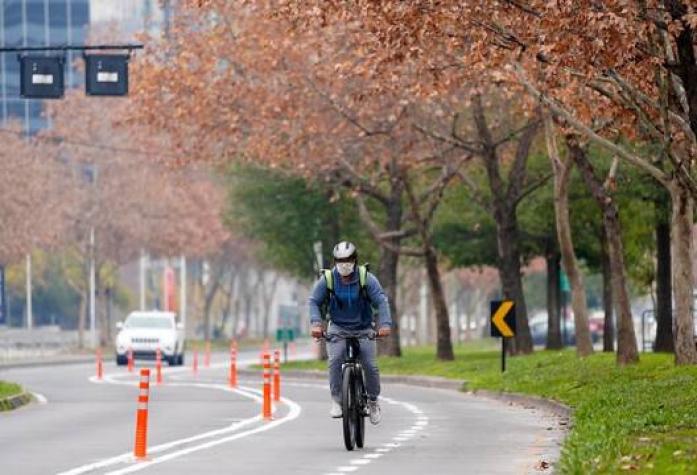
(342, 365, 356, 451)
(355, 370, 365, 448)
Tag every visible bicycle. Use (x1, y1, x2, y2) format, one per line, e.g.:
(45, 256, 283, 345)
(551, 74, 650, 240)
(320, 331, 378, 451)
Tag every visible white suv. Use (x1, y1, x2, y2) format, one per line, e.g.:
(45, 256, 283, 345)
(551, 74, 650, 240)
(115, 311, 185, 366)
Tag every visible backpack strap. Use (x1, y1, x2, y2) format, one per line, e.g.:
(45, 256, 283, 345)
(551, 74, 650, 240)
(322, 269, 334, 292)
(357, 264, 371, 304)
(320, 269, 342, 319)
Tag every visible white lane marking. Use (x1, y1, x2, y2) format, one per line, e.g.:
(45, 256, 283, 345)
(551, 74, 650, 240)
(31, 392, 47, 404)
(58, 384, 264, 475)
(60, 369, 295, 475)
(104, 396, 301, 475)
(323, 395, 429, 475)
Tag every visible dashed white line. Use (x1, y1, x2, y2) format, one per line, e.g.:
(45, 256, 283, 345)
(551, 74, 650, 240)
(364, 453, 383, 459)
(323, 396, 429, 475)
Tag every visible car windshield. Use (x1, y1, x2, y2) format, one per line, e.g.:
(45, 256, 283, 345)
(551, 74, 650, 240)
(124, 316, 173, 329)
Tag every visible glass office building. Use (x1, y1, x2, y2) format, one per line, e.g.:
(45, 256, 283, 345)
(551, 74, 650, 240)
(0, 0, 90, 134)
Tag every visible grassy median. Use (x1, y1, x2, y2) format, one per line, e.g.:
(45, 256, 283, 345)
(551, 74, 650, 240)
(282, 342, 697, 474)
(0, 380, 23, 399)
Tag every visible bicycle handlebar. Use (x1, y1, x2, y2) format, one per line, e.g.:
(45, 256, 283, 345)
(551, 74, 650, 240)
(314, 331, 384, 342)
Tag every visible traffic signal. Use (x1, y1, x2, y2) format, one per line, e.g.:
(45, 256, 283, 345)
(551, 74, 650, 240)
(19, 55, 65, 99)
(84, 54, 129, 96)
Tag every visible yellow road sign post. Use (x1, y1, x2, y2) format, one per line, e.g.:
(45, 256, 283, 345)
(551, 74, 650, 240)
(490, 300, 516, 372)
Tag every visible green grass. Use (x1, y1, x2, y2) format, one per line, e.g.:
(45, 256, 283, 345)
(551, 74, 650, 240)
(0, 381, 23, 399)
(282, 342, 697, 474)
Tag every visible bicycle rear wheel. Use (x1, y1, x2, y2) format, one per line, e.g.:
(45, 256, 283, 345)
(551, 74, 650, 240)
(342, 365, 356, 451)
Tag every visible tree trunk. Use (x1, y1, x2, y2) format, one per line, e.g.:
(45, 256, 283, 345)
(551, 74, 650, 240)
(203, 283, 219, 341)
(568, 139, 635, 362)
(669, 184, 697, 364)
(495, 211, 533, 354)
(545, 248, 563, 350)
(654, 195, 674, 353)
(600, 232, 615, 352)
(376, 192, 403, 357)
(604, 211, 639, 364)
(546, 130, 593, 357)
(423, 245, 454, 360)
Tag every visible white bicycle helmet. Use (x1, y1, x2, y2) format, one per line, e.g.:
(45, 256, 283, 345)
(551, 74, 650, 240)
(332, 241, 357, 261)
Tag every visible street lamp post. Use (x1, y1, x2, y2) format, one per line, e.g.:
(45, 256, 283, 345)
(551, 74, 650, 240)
(89, 226, 96, 348)
(26, 253, 32, 329)
(180, 255, 187, 332)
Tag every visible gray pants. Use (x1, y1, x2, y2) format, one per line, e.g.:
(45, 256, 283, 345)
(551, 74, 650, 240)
(327, 324, 380, 402)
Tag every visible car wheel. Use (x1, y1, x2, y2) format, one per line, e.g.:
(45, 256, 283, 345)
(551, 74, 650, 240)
(116, 354, 127, 366)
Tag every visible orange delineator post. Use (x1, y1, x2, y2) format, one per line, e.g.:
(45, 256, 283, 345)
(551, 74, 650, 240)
(127, 347, 134, 372)
(155, 348, 163, 385)
(96, 348, 103, 380)
(229, 345, 238, 388)
(134, 368, 151, 459)
(262, 353, 272, 420)
(193, 349, 198, 376)
(273, 349, 281, 402)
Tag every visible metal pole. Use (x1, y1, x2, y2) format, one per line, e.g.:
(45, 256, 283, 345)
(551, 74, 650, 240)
(501, 338, 506, 373)
(180, 255, 187, 332)
(139, 249, 146, 310)
(419, 279, 428, 345)
(89, 226, 96, 348)
(26, 253, 32, 329)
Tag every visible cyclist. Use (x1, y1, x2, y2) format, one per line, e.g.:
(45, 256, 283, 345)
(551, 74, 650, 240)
(309, 241, 392, 424)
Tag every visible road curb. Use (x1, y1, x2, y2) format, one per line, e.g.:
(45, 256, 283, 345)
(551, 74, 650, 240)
(265, 368, 570, 419)
(0, 391, 33, 412)
(0, 355, 94, 370)
(241, 368, 468, 391)
(470, 389, 572, 419)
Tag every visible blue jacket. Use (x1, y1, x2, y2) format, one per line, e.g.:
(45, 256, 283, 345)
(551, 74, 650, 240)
(308, 268, 392, 331)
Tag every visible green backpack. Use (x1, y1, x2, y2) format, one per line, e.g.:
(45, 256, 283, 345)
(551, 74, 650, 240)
(319, 264, 370, 321)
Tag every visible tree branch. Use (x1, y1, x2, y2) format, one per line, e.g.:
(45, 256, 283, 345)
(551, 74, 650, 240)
(514, 63, 670, 188)
(355, 194, 425, 257)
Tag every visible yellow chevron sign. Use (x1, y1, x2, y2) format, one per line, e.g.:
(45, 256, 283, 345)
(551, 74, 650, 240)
(490, 300, 515, 338)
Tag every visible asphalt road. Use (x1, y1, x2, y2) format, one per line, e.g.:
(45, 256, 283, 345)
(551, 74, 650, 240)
(0, 348, 563, 474)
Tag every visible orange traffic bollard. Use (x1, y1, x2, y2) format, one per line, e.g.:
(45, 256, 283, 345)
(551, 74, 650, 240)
(193, 349, 198, 376)
(205, 341, 211, 368)
(229, 345, 238, 388)
(262, 353, 272, 420)
(155, 348, 163, 385)
(273, 349, 281, 402)
(133, 369, 151, 459)
(96, 348, 103, 380)
(127, 347, 134, 373)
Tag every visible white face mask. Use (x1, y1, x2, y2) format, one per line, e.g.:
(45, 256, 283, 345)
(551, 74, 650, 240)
(336, 262, 355, 277)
